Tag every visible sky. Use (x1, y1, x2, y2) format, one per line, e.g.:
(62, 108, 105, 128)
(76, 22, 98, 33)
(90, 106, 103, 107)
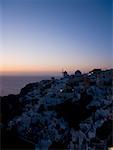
(0, 0, 112, 75)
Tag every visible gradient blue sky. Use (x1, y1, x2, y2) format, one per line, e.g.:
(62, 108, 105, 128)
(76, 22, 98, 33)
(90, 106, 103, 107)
(0, 0, 112, 75)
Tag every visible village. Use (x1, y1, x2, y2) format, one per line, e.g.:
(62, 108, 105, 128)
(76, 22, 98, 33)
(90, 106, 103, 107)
(1, 68, 113, 150)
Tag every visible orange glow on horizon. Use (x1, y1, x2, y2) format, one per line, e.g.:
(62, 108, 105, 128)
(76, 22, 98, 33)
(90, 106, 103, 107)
(0, 64, 111, 75)
(0, 64, 58, 74)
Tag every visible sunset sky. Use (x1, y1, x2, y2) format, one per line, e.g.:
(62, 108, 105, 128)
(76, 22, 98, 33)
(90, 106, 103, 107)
(0, 0, 112, 75)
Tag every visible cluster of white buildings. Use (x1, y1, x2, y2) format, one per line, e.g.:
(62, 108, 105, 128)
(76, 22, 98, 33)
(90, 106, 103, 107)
(8, 69, 113, 149)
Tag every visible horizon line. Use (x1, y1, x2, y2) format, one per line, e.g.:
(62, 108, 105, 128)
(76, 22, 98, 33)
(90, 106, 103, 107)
(0, 67, 112, 76)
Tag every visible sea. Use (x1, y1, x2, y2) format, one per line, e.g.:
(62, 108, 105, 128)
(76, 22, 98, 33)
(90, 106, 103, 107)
(0, 76, 60, 96)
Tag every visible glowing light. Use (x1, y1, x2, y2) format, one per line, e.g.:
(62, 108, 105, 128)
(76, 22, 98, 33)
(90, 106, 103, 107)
(108, 148, 113, 150)
(60, 89, 63, 92)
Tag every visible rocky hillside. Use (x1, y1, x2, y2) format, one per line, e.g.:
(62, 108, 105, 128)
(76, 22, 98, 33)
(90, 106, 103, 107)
(1, 69, 113, 149)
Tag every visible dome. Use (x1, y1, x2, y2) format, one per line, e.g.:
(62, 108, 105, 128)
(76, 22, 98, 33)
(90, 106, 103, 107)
(75, 70, 82, 76)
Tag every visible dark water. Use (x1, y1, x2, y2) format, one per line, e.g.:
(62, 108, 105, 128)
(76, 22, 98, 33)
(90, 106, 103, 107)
(0, 76, 60, 96)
